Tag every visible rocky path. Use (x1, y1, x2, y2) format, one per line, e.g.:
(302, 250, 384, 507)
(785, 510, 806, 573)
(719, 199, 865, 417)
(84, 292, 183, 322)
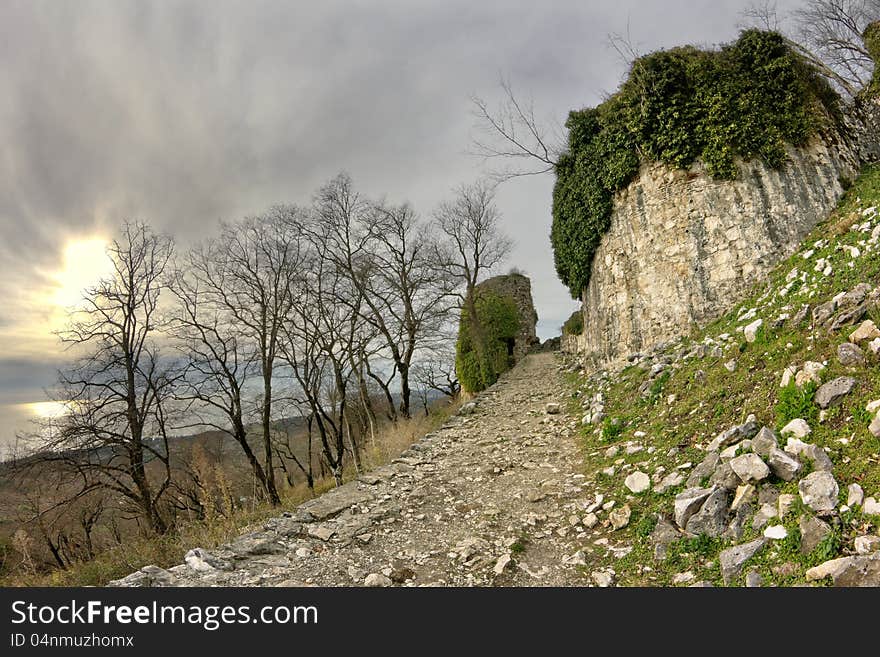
(113, 352, 613, 587)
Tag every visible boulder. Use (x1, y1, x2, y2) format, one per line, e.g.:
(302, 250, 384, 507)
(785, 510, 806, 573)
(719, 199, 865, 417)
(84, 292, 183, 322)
(687, 451, 721, 486)
(849, 319, 880, 342)
(837, 342, 866, 367)
(768, 447, 802, 481)
(729, 453, 770, 483)
(799, 515, 831, 554)
(799, 471, 839, 514)
(720, 539, 766, 585)
(806, 553, 880, 586)
(814, 377, 857, 409)
(624, 471, 651, 494)
(684, 487, 729, 537)
(780, 419, 811, 439)
(847, 483, 864, 508)
(743, 319, 763, 343)
(674, 487, 714, 529)
(751, 427, 778, 458)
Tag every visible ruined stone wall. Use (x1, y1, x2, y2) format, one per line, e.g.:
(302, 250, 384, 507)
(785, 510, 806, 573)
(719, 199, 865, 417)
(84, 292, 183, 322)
(475, 273, 539, 362)
(572, 136, 863, 365)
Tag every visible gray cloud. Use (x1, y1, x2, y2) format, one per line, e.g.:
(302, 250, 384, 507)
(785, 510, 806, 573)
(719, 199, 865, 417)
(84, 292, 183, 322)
(0, 0, 805, 444)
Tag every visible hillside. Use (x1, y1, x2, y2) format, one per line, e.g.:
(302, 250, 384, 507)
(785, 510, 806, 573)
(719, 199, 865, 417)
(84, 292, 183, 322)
(564, 164, 880, 586)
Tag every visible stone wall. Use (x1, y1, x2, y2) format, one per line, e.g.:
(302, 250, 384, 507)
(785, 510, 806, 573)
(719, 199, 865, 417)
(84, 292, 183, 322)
(570, 135, 863, 365)
(475, 272, 539, 362)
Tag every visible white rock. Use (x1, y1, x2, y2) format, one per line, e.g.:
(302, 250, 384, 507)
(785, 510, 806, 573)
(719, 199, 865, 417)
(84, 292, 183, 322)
(633, 430, 646, 438)
(780, 365, 798, 388)
(731, 484, 755, 511)
(592, 570, 615, 587)
(672, 571, 696, 584)
(724, 359, 737, 372)
(624, 471, 651, 494)
(866, 400, 880, 414)
(493, 554, 513, 574)
(781, 419, 811, 439)
(869, 338, 880, 357)
(364, 573, 393, 587)
(864, 497, 880, 516)
(763, 525, 788, 540)
(583, 513, 599, 528)
(855, 535, 880, 555)
(743, 319, 763, 343)
(850, 320, 880, 343)
(729, 453, 770, 483)
(847, 483, 864, 508)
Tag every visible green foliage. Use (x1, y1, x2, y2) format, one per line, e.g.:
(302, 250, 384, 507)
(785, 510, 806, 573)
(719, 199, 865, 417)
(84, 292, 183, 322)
(455, 290, 520, 393)
(551, 29, 841, 297)
(601, 417, 624, 442)
(775, 381, 819, 428)
(647, 370, 671, 405)
(562, 309, 584, 336)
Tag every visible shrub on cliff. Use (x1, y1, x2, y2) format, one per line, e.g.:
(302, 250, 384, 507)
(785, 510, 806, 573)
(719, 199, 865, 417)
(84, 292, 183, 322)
(456, 291, 520, 393)
(552, 29, 842, 298)
(562, 309, 583, 336)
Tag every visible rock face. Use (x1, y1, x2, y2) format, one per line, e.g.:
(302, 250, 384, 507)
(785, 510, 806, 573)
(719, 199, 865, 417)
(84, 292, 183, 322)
(564, 138, 861, 364)
(473, 273, 540, 363)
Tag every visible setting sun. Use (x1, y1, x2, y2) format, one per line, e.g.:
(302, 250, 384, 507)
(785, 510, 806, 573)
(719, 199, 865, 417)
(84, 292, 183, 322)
(51, 238, 115, 310)
(21, 401, 70, 419)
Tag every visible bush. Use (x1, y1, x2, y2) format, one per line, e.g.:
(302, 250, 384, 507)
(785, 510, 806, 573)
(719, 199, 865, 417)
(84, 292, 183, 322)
(562, 310, 583, 336)
(551, 29, 841, 297)
(456, 290, 520, 393)
(775, 381, 819, 427)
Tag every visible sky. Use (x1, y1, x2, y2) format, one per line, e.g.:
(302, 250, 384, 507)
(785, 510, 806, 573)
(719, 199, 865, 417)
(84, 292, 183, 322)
(0, 0, 805, 451)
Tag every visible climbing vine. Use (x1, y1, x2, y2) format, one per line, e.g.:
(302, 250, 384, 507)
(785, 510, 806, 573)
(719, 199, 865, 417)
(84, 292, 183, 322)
(456, 290, 520, 393)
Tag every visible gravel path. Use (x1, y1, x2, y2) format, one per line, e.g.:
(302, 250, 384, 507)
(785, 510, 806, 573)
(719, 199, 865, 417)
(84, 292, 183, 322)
(113, 353, 616, 587)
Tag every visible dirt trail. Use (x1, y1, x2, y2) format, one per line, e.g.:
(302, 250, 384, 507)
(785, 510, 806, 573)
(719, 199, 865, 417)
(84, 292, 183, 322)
(113, 352, 615, 587)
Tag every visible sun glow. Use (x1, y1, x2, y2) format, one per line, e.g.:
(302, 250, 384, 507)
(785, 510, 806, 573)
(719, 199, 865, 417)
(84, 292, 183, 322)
(51, 237, 114, 310)
(22, 401, 70, 419)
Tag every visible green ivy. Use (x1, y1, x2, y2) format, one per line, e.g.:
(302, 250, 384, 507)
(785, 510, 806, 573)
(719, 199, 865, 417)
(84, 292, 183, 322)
(455, 290, 520, 393)
(552, 30, 842, 297)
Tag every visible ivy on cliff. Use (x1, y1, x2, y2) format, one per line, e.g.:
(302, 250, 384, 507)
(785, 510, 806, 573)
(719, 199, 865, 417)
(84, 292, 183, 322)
(455, 290, 520, 393)
(551, 30, 842, 298)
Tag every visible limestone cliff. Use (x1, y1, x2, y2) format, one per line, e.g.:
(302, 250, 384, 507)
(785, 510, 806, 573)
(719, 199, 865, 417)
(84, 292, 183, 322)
(568, 134, 867, 365)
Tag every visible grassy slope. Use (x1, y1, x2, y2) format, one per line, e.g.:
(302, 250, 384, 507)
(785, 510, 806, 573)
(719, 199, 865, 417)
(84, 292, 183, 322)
(2, 401, 460, 587)
(567, 164, 880, 586)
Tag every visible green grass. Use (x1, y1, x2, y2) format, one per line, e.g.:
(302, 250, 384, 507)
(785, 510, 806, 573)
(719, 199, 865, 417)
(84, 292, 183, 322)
(564, 164, 880, 586)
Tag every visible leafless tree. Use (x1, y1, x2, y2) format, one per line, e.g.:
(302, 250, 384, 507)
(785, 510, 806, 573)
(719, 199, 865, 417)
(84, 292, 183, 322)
(169, 209, 305, 506)
(283, 214, 369, 487)
(365, 201, 457, 417)
(37, 222, 176, 535)
(744, 0, 878, 96)
(433, 179, 513, 388)
(470, 77, 563, 181)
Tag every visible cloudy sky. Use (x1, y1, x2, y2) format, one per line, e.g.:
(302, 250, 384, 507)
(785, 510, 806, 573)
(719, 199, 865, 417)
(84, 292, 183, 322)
(0, 0, 804, 449)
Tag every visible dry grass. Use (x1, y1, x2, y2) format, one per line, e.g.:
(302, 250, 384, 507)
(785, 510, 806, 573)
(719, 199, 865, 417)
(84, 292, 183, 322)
(1, 397, 461, 587)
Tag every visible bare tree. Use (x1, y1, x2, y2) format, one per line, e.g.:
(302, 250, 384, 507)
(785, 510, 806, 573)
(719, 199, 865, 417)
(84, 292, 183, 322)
(361, 200, 456, 418)
(433, 179, 513, 389)
(39, 222, 176, 535)
(744, 0, 878, 96)
(170, 210, 305, 506)
(283, 211, 372, 487)
(470, 77, 563, 181)
(168, 211, 302, 506)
